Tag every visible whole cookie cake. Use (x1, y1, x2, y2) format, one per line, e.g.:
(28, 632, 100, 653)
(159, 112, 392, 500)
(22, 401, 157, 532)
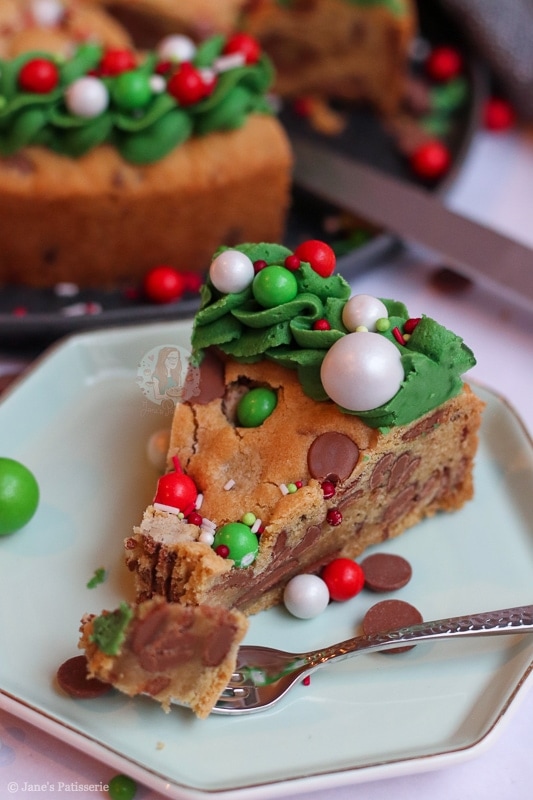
(90, 0, 417, 114)
(0, 13, 291, 288)
(123, 240, 484, 615)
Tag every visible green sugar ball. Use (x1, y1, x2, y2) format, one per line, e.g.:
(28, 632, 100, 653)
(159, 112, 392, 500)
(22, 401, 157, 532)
(252, 265, 298, 308)
(112, 70, 152, 110)
(108, 774, 137, 800)
(237, 387, 277, 427)
(0, 457, 39, 536)
(213, 522, 259, 567)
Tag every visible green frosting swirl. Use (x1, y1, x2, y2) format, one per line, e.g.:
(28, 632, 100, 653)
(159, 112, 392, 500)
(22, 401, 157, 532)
(192, 243, 477, 430)
(0, 36, 275, 164)
(90, 602, 133, 656)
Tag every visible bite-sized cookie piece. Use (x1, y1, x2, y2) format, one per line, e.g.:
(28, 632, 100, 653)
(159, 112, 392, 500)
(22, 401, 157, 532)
(79, 597, 249, 718)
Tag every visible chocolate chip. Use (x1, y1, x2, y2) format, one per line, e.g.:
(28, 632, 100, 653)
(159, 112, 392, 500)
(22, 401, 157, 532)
(360, 553, 412, 592)
(363, 600, 423, 653)
(307, 432, 359, 482)
(56, 655, 112, 699)
(184, 349, 225, 404)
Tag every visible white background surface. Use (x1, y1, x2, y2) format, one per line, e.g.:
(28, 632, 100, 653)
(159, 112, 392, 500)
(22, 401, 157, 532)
(1, 125, 533, 799)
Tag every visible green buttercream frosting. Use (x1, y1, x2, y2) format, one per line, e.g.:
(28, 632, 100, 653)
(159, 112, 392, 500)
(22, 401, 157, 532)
(90, 602, 133, 656)
(0, 37, 275, 164)
(192, 243, 477, 430)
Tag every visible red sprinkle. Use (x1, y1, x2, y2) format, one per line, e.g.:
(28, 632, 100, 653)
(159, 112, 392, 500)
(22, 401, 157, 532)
(284, 254, 301, 271)
(215, 544, 230, 558)
(313, 318, 331, 331)
(404, 317, 421, 334)
(321, 480, 336, 499)
(302, 676, 311, 686)
(392, 326, 406, 345)
(187, 511, 203, 526)
(294, 480, 304, 489)
(326, 508, 342, 526)
(253, 259, 268, 273)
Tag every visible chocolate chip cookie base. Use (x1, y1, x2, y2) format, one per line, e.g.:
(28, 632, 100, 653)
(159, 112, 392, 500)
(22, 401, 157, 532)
(125, 361, 484, 616)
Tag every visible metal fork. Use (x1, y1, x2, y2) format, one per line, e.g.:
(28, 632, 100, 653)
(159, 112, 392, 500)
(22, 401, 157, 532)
(212, 604, 533, 715)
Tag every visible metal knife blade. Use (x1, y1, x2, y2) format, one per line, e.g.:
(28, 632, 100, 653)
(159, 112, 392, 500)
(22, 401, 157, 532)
(292, 138, 533, 311)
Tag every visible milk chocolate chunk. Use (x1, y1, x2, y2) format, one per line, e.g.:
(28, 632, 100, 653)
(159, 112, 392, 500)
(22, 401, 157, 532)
(307, 432, 359, 482)
(362, 599, 423, 653)
(187, 349, 225, 404)
(57, 655, 112, 699)
(360, 553, 412, 592)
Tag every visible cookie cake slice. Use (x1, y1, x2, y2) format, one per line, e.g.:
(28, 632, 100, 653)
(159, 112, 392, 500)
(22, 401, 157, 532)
(124, 240, 484, 616)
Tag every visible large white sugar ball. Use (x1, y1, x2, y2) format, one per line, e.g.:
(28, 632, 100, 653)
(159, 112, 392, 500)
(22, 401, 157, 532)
(321, 331, 404, 411)
(209, 250, 255, 294)
(65, 76, 109, 118)
(156, 35, 197, 62)
(342, 294, 388, 332)
(283, 574, 330, 619)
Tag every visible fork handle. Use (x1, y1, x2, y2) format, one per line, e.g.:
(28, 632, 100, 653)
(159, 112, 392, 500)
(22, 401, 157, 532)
(305, 604, 533, 667)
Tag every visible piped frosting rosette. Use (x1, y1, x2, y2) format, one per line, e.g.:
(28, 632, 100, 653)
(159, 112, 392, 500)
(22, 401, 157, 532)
(0, 33, 274, 164)
(192, 242, 476, 430)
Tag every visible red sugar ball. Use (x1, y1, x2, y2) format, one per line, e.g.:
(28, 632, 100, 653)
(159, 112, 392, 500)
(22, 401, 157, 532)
(484, 97, 516, 131)
(409, 140, 451, 180)
(19, 58, 59, 93)
(321, 558, 365, 602)
(143, 265, 186, 304)
(294, 240, 336, 277)
(223, 33, 261, 64)
(425, 45, 463, 82)
(99, 49, 136, 76)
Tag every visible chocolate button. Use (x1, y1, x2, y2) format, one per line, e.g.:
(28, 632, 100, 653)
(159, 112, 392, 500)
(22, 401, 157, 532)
(307, 432, 359, 482)
(360, 553, 412, 592)
(362, 599, 423, 653)
(56, 655, 112, 699)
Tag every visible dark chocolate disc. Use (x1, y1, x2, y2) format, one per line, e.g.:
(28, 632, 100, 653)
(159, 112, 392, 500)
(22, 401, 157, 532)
(360, 553, 412, 592)
(362, 599, 423, 653)
(307, 432, 359, 482)
(56, 655, 112, 699)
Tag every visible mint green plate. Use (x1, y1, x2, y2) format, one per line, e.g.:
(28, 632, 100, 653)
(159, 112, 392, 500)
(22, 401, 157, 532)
(0, 321, 532, 800)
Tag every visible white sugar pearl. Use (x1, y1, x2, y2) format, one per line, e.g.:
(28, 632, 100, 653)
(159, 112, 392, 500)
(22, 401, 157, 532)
(149, 74, 166, 93)
(209, 250, 255, 294)
(342, 294, 388, 332)
(199, 530, 215, 545)
(156, 35, 197, 63)
(65, 76, 109, 118)
(283, 574, 330, 619)
(321, 331, 404, 412)
(30, 0, 65, 27)
(146, 429, 170, 473)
